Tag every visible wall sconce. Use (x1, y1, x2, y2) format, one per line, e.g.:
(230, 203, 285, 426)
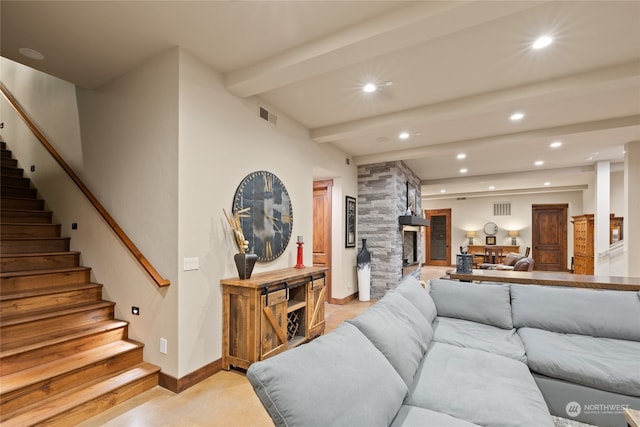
(466, 231, 476, 245)
(508, 230, 519, 245)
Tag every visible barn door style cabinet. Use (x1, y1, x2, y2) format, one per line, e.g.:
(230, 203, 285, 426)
(572, 214, 594, 275)
(221, 266, 327, 370)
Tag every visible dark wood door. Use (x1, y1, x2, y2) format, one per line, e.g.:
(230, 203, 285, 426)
(532, 204, 568, 271)
(425, 209, 451, 266)
(312, 180, 332, 301)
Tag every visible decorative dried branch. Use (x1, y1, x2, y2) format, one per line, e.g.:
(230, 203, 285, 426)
(223, 208, 250, 254)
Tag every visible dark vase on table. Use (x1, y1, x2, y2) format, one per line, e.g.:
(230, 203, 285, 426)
(234, 252, 258, 279)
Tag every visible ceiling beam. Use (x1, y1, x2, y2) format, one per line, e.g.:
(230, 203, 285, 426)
(423, 184, 589, 200)
(224, 1, 546, 97)
(312, 61, 640, 144)
(353, 115, 640, 166)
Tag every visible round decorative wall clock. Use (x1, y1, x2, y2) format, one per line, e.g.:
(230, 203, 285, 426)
(483, 221, 498, 236)
(232, 171, 293, 262)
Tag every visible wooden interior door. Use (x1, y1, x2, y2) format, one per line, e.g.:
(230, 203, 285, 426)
(532, 204, 568, 271)
(312, 180, 332, 301)
(425, 209, 451, 266)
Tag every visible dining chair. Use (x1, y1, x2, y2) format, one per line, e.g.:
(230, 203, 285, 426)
(484, 247, 503, 264)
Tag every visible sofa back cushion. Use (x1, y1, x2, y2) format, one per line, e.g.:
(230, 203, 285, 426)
(395, 275, 438, 323)
(429, 279, 513, 329)
(511, 284, 640, 341)
(247, 322, 407, 427)
(347, 291, 433, 387)
(504, 252, 523, 266)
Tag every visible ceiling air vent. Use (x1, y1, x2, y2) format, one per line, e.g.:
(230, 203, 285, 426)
(259, 106, 277, 125)
(494, 202, 511, 216)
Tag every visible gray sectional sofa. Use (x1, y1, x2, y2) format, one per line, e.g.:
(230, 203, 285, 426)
(246, 276, 640, 427)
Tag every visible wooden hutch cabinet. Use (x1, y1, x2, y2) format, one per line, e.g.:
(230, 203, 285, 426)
(221, 266, 327, 370)
(572, 214, 594, 275)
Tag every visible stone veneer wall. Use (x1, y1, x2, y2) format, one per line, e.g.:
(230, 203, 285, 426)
(357, 161, 422, 298)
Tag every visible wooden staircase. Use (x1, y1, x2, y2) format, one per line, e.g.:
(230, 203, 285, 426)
(0, 141, 160, 426)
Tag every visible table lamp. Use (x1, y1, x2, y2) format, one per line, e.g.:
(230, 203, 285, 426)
(508, 230, 519, 245)
(466, 230, 476, 245)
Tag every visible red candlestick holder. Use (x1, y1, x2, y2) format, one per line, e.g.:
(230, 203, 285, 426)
(294, 241, 305, 269)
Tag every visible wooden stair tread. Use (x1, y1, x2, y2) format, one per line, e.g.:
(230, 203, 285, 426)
(0, 208, 50, 213)
(1, 362, 159, 427)
(0, 282, 102, 300)
(0, 340, 143, 393)
(0, 266, 90, 279)
(0, 222, 58, 226)
(0, 236, 69, 241)
(0, 300, 114, 325)
(0, 251, 81, 259)
(0, 319, 128, 356)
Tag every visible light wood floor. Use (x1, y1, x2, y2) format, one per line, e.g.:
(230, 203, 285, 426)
(77, 267, 451, 427)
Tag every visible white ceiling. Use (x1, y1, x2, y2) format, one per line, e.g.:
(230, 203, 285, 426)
(2, 1, 639, 198)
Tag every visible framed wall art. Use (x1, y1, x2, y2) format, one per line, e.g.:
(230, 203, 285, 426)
(345, 196, 356, 248)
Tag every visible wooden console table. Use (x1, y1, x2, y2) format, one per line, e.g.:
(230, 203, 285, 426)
(221, 266, 328, 370)
(448, 269, 640, 291)
(467, 245, 520, 265)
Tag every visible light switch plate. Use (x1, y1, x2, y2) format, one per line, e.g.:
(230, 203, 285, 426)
(183, 257, 199, 271)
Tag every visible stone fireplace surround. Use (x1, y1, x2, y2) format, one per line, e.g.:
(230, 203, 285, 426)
(357, 161, 423, 299)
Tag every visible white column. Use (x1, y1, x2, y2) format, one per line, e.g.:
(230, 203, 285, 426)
(624, 141, 640, 277)
(594, 161, 610, 275)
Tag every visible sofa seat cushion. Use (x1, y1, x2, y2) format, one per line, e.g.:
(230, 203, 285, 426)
(518, 327, 640, 397)
(433, 317, 527, 363)
(429, 279, 514, 329)
(347, 291, 433, 387)
(406, 342, 554, 427)
(247, 322, 407, 427)
(390, 405, 480, 427)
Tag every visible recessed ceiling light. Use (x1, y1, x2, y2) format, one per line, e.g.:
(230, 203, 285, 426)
(543, 182, 551, 186)
(532, 36, 553, 50)
(534, 160, 544, 166)
(384, 81, 394, 86)
(510, 112, 524, 121)
(19, 47, 44, 60)
(489, 186, 495, 190)
(398, 132, 410, 140)
(363, 83, 377, 93)
(460, 168, 468, 173)
(456, 153, 466, 160)
(550, 141, 562, 148)
(440, 189, 446, 193)
(414, 132, 421, 136)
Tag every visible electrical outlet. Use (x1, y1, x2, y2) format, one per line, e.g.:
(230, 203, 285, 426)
(160, 338, 168, 354)
(131, 306, 140, 315)
(71, 223, 78, 230)
(30, 165, 35, 172)
(183, 257, 199, 271)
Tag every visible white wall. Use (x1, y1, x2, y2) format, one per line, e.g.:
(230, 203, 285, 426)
(423, 191, 584, 269)
(176, 50, 358, 375)
(611, 170, 624, 216)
